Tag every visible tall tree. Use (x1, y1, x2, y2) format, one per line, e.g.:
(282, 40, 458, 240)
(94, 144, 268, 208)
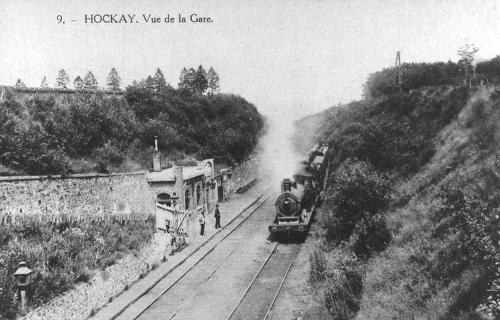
(106, 67, 121, 91)
(178, 67, 189, 89)
(457, 43, 479, 86)
(83, 71, 99, 90)
(207, 67, 220, 96)
(144, 75, 155, 92)
(153, 68, 167, 92)
(15, 79, 26, 88)
(74, 76, 84, 90)
(56, 69, 70, 88)
(193, 65, 208, 94)
(178, 67, 204, 93)
(40, 76, 48, 88)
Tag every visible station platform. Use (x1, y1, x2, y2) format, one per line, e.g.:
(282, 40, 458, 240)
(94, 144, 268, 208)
(92, 183, 267, 320)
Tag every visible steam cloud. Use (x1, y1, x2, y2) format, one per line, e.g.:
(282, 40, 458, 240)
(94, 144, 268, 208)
(255, 111, 303, 192)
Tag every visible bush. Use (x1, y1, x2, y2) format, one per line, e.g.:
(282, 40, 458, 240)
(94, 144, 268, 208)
(364, 61, 462, 98)
(351, 213, 392, 259)
(93, 142, 125, 172)
(321, 250, 364, 319)
(436, 186, 499, 270)
(324, 159, 391, 242)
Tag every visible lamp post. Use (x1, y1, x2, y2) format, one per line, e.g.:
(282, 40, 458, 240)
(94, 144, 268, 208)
(14, 262, 33, 312)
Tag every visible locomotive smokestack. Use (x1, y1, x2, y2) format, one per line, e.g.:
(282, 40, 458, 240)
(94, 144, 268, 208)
(281, 178, 292, 193)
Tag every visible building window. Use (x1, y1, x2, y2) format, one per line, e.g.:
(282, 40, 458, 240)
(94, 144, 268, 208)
(196, 185, 201, 205)
(185, 189, 190, 210)
(157, 193, 172, 206)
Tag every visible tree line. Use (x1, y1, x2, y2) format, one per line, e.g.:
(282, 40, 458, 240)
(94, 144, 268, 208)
(1, 69, 261, 175)
(13, 65, 220, 96)
(15, 69, 121, 91)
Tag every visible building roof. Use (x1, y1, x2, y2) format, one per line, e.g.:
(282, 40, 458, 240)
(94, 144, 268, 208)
(145, 166, 206, 183)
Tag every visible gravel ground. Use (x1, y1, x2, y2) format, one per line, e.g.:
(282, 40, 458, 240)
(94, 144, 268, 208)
(134, 197, 277, 320)
(268, 208, 333, 320)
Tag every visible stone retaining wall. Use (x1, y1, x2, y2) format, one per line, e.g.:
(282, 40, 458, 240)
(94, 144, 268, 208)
(0, 172, 155, 221)
(222, 158, 259, 199)
(0, 158, 259, 224)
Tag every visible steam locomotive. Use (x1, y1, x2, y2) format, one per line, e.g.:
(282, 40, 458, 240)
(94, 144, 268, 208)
(269, 144, 328, 239)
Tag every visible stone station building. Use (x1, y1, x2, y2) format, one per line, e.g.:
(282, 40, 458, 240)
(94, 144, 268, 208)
(145, 143, 219, 237)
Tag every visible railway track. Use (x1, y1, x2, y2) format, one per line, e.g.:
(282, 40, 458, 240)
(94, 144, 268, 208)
(110, 191, 272, 320)
(102, 188, 303, 320)
(226, 243, 300, 320)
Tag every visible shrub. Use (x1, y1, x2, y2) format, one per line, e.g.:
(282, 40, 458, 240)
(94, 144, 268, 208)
(322, 251, 364, 319)
(324, 159, 391, 242)
(351, 213, 392, 259)
(93, 142, 125, 172)
(436, 186, 499, 270)
(363, 61, 462, 98)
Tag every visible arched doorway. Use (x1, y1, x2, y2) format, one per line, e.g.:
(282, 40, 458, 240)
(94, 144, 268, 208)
(184, 189, 191, 210)
(196, 185, 202, 206)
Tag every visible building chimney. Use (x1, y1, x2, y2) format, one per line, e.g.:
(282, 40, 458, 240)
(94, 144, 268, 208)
(174, 166, 183, 184)
(174, 165, 184, 208)
(153, 136, 161, 172)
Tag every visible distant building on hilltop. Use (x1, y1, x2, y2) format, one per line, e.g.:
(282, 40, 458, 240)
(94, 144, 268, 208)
(0, 85, 123, 103)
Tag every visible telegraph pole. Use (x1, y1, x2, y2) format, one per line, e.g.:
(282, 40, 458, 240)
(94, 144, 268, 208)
(395, 51, 402, 93)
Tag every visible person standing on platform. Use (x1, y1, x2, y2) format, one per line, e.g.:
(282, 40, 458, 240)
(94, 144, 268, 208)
(199, 211, 206, 236)
(214, 204, 221, 229)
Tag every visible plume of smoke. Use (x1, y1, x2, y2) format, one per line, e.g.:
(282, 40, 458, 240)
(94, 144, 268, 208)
(254, 112, 303, 192)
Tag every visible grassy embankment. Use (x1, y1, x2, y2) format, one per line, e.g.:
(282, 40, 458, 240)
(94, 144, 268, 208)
(296, 58, 500, 319)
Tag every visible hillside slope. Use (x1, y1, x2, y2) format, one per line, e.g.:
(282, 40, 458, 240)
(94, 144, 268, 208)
(0, 86, 264, 175)
(298, 61, 499, 319)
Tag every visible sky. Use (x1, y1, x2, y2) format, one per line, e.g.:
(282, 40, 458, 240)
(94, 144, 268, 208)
(2, 0, 500, 118)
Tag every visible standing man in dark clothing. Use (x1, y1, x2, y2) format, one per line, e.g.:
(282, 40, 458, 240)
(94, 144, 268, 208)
(199, 211, 206, 236)
(214, 204, 221, 229)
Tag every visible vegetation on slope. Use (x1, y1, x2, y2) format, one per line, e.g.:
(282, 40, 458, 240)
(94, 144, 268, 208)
(0, 76, 263, 175)
(0, 217, 155, 319)
(300, 57, 500, 319)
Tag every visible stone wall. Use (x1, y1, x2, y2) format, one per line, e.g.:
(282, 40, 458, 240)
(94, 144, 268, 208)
(0, 172, 154, 223)
(222, 158, 259, 199)
(0, 157, 259, 225)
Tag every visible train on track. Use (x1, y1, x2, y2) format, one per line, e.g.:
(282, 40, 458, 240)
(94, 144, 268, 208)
(269, 144, 328, 240)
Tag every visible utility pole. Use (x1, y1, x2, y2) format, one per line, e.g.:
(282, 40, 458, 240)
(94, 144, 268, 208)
(395, 51, 402, 93)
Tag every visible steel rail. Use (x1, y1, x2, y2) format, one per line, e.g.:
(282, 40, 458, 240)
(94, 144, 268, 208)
(262, 245, 300, 320)
(225, 243, 300, 320)
(224, 242, 280, 320)
(130, 192, 270, 320)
